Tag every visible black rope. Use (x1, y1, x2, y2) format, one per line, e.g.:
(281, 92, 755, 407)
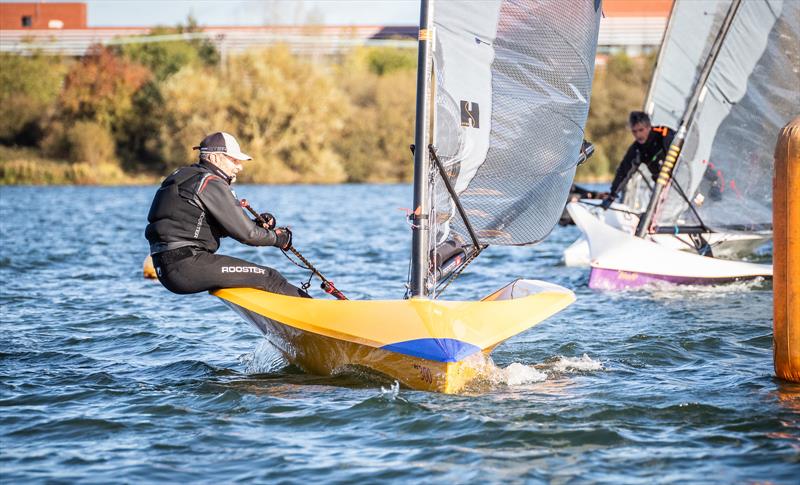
(239, 199, 347, 299)
(630, 163, 710, 233)
(280, 249, 314, 290)
(281, 248, 309, 270)
(668, 178, 711, 233)
(581, 169, 714, 257)
(577, 199, 640, 217)
(633, 165, 655, 192)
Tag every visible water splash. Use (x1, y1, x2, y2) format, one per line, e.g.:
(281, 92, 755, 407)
(616, 277, 770, 300)
(548, 354, 604, 373)
(239, 338, 287, 374)
(501, 362, 548, 385)
(488, 354, 603, 388)
(380, 380, 400, 400)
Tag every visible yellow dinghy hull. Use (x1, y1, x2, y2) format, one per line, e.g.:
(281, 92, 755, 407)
(213, 279, 575, 394)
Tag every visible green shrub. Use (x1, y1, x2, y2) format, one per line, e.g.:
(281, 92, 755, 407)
(159, 45, 348, 183)
(39, 120, 116, 166)
(66, 121, 117, 165)
(120, 39, 199, 82)
(356, 46, 417, 75)
(115, 81, 167, 171)
(112, 20, 219, 171)
(333, 53, 416, 182)
(40, 121, 70, 159)
(0, 53, 67, 145)
(157, 63, 234, 171)
(117, 22, 218, 81)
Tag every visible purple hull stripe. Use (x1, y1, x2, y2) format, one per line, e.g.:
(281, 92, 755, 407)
(589, 267, 769, 290)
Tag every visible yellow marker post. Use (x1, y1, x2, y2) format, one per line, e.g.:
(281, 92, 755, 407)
(774, 116, 800, 382)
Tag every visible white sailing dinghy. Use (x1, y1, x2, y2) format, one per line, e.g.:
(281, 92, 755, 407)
(568, 0, 799, 290)
(563, 0, 773, 268)
(213, 0, 603, 392)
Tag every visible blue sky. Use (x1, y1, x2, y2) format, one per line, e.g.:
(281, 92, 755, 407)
(74, 0, 420, 27)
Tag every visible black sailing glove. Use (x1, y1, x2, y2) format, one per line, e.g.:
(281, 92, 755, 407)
(256, 212, 276, 230)
(274, 227, 293, 250)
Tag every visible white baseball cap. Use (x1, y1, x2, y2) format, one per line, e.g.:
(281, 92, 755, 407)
(193, 132, 252, 161)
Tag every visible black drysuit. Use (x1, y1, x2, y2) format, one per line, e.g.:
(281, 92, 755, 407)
(608, 125, 676, 199)
(145, 161, 304, 296)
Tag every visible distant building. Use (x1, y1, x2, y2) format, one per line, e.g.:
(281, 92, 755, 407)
(0, 0, 671, 57)
(600, 0, 672, 56)
(0, 2, 86, 30)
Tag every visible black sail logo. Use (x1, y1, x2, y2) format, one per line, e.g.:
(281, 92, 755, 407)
(460, 100, 480, 128)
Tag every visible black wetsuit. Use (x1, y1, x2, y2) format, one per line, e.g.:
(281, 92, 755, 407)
(145, 161, 304, 296)
(609, 125, 676, 199)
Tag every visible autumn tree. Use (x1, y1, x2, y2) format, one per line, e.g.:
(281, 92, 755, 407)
(58, 44, 151, 127)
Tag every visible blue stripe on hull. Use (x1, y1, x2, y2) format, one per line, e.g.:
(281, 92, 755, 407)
(381, 338, 481, 363)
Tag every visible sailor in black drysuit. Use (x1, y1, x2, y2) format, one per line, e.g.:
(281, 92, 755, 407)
(602, 111, 675, 209)
(145, 131, 307, 297)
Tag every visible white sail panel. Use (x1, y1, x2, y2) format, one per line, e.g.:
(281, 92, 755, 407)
(429, 1, 502, 248)
(430, 0, 602, 259)
(655, 0, 800, 231)
(432, 1, 501, 194)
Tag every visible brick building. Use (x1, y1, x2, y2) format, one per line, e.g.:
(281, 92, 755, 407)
(0, 2, 86, 30)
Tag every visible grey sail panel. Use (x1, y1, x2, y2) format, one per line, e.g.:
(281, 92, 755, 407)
(430, 0, 602, 259)
(643, 0, 733, 130)
(655, 0, 800, 231)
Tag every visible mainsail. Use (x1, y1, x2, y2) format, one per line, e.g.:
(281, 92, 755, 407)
(414, 0, 602, 295)
(643, 0, 734, 131)
(653, 0, 800, 232)
(623, 0, 734, 211)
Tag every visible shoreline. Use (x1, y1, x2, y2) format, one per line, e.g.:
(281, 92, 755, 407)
(2, 147, 612, 186)
(0, 176, 613, 187)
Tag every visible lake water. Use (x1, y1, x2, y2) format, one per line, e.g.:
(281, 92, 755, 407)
(1, 184, 798, 483)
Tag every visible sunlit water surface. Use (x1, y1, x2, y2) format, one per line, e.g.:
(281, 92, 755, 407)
(1, 185, 798, 483)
